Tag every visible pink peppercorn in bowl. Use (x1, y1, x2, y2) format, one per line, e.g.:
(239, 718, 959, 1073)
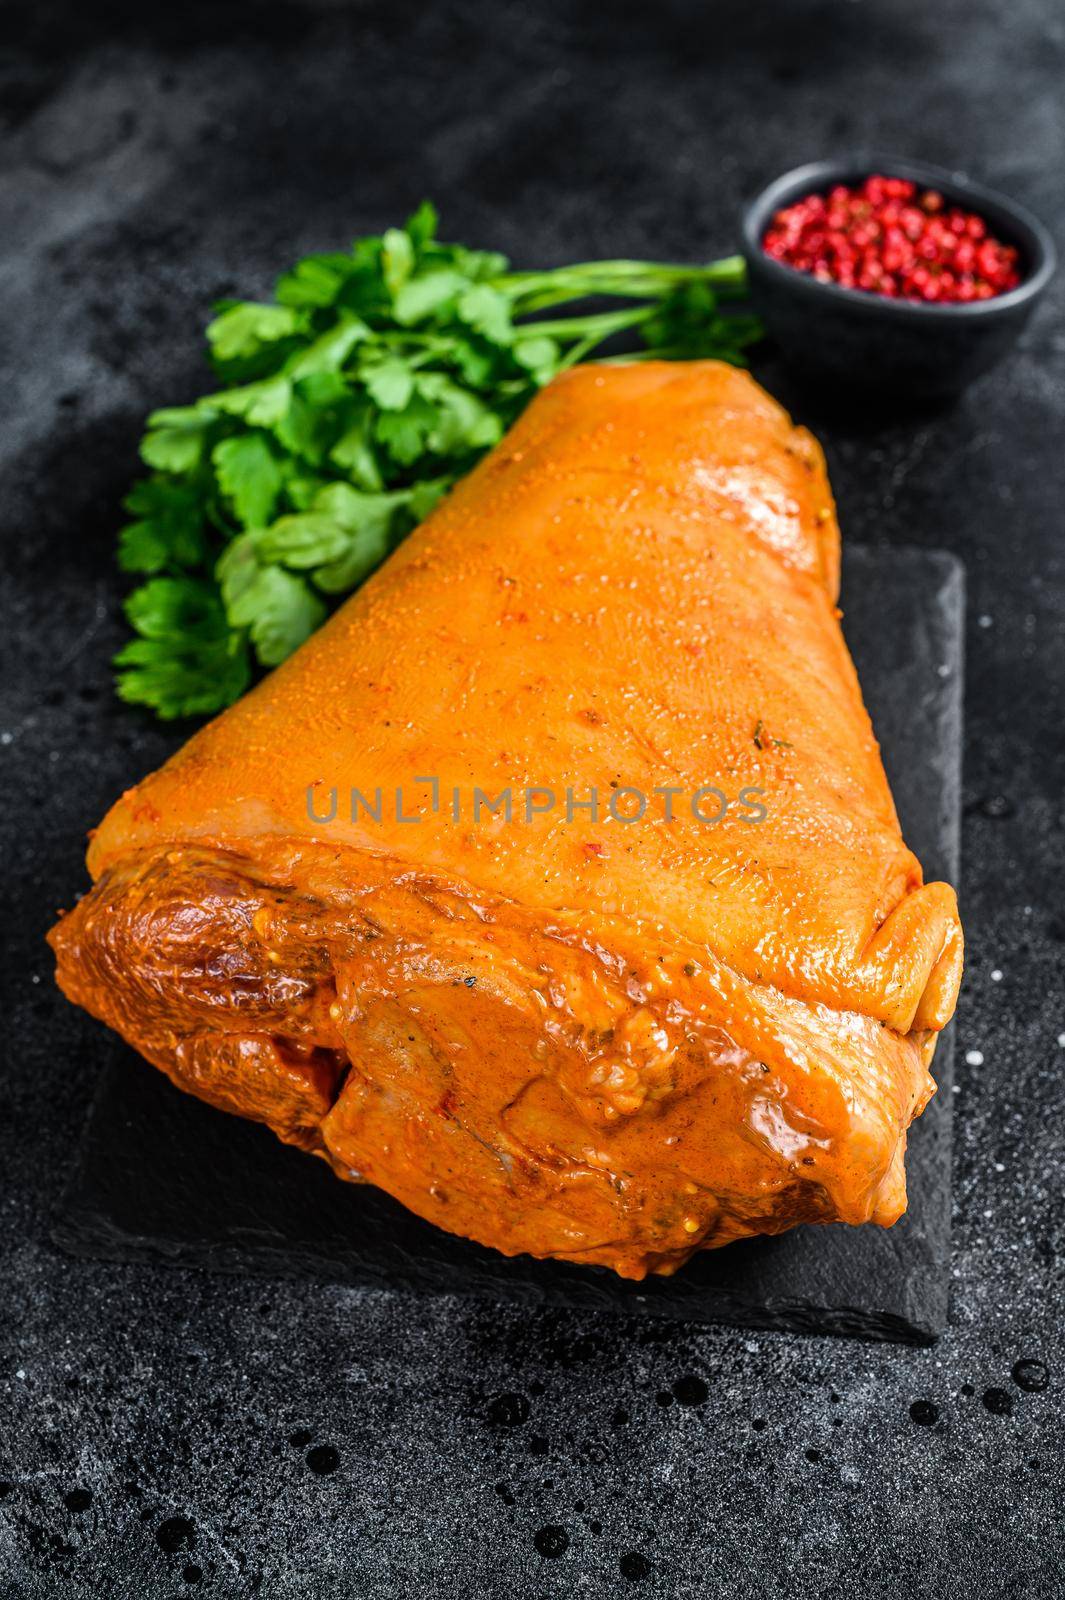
(741, 157, 1055, 398)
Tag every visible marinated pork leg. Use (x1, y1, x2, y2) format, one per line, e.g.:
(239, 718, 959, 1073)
(50, 362, 963, 1279)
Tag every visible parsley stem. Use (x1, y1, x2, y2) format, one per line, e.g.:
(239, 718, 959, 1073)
(502, 254, 746, 288)
(516, 305, 654, 341)
(502, 255, 748, 314)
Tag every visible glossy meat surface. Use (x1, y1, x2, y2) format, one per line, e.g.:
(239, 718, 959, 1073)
(50, 362, 962, 1278)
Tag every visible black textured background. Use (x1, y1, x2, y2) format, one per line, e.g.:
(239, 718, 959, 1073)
(1, 2, 1062, 1596)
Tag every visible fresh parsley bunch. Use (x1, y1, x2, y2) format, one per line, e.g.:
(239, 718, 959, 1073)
(116, 203, 759, 718)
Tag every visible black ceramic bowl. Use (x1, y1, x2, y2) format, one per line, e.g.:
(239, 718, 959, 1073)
(741, 157, 1056, 398)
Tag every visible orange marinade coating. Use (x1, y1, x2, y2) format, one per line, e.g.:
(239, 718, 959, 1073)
(50, 362, 962, 1278)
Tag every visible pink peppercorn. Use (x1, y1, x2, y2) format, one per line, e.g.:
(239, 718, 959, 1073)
(763, 175, 1022, 302)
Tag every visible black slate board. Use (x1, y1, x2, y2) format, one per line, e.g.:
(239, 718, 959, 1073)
(52, 546, 964, 1344)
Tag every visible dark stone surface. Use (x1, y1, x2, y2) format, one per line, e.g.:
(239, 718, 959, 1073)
(1, 2, 1062, 1595)
(51, 548, 963, 1347)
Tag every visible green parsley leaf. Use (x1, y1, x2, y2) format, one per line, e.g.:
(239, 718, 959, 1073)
(253, 512, 351, 569)
(118, 478, 209, 573)
(456, 283, 512, 346)
(381, 228, 416, 295)
(218, 536, 326, 666)
(313, 481, 408, 532)
(512, 335, 562, 385)
(418, 375, 503, 456)
(311, 496, 402, 590)
(140, 407, 215, 473)
(208, 376, 292, 427)
(275, 252, 357, 309)
(446, 245, 509, 281)
(392, 269, 470, 327)
(115, 631, 250, 719)
(405, 200, 439, 251)
(124, 574, 221, 640)
(409, 477, 453, 521)
(285, 313, 371, 378)
(271, 376, 347, 465)
(213, 434, 284, 529)
(285, 473, 330, 510)
(362, 358, 415, 412)
(373, 389, 438, 465)
(445, 335, 499, 388)
(207, 302, 304, 366)
(329, 409, 385, 489)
